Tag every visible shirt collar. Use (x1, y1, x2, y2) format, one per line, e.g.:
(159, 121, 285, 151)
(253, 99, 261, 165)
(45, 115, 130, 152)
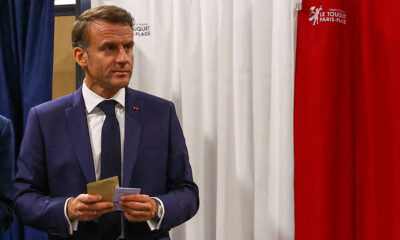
(82, 80, 126, 114)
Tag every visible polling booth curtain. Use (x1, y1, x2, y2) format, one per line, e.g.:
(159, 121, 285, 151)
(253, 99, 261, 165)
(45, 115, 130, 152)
(0, 0, 54, 240)
(92, 0, 297, 239)
(295, 0, 400, 239)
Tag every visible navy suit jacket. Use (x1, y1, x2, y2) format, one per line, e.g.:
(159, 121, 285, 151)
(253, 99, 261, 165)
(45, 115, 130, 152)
(13, 87, 199, 240)
(0, 115, 14, 232)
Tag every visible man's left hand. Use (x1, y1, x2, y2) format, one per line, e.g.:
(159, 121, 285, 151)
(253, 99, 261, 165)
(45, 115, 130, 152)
(119, 194, 157, 222)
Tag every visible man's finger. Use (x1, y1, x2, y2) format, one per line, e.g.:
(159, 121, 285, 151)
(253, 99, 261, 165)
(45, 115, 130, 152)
(119, 194, 149, 202)
(80, 206, 114, 217)
(78, 201, 115, 211)
(77, 194, 102, 203)
(95, 206, 116, 216)
(123, 210, 149, 222)
(74, 204, 116, 221)
(74, 200, 90, 211)
(121, 203, 155, 223)
(119, 200, 151, 211)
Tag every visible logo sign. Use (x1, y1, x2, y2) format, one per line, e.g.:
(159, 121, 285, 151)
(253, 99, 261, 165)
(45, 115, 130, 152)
(309, 6, 347, 25)
(134, 23, 151, 37)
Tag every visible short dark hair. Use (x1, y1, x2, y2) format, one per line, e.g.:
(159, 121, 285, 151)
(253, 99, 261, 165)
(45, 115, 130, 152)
(71, 5, 134, 49)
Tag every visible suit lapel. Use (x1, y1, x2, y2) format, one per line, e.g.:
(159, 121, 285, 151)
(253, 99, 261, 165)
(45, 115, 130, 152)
(123, 89, 143, 187)
(65, 88, 96, 184)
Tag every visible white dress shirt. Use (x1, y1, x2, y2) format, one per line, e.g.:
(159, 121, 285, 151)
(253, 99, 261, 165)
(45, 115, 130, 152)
(83, 82, 125, 182)
(64, 82, 164, 234)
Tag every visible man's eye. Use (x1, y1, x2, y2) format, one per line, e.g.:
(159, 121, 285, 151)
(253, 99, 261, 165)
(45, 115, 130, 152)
(124, 45, 132, 51)
(106, 45, 116, 51)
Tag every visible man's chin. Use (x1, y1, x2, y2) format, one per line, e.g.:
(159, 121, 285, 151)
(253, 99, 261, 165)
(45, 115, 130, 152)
(114, 78, 131, 89)
(112, 75, 131, 83)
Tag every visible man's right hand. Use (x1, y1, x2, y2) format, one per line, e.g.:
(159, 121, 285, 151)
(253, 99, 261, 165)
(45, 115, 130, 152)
(67, 194, 116, 221)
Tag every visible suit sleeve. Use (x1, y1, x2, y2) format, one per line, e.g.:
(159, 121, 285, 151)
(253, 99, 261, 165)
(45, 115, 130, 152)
(13, 108, 70, 237)
(155, 102, 199, 231)
(0, 117, 14, 231)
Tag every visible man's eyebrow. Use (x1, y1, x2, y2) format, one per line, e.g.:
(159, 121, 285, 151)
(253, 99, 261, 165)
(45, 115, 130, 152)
(125, 40, 134, 47)
(99, 41, 116, 47)
(99, 40, 134, 46)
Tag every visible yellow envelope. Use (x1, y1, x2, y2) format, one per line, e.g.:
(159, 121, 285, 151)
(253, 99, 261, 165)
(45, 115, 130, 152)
(87, 176, 119, 202)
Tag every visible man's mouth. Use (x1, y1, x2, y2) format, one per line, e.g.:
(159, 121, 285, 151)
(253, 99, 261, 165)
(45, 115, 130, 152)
(112, 70, 130, 75)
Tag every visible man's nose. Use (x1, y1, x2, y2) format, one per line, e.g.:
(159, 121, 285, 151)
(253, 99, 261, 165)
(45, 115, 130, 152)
(116, 47, 129, 64)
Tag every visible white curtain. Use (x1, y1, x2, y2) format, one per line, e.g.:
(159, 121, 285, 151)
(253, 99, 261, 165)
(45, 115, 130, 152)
(91, 1, 298, 239)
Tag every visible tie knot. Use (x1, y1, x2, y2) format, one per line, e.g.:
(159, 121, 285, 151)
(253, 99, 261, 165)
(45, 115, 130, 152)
(98, 100, 118, 116)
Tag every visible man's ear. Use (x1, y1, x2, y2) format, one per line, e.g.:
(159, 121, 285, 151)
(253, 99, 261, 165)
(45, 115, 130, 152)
(73, 47, 88, 69)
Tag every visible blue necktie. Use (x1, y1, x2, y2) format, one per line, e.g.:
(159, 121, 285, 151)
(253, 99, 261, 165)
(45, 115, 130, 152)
(98, 100, 121, 185)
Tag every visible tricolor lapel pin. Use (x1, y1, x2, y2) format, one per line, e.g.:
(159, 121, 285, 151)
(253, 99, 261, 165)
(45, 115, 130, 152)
(133, 106, 139, 111)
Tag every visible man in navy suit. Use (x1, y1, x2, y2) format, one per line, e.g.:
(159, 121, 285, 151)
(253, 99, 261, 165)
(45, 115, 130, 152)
(13, 5, 198, 240)
(0, 115, 14, 234)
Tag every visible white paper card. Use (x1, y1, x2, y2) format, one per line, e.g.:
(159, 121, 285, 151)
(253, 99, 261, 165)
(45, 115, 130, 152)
(112, 187, 141, 211)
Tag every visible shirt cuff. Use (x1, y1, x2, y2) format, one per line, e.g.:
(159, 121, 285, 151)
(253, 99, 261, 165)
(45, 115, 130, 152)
(64, 197, 79, 234)
(147, 197, 165, 231)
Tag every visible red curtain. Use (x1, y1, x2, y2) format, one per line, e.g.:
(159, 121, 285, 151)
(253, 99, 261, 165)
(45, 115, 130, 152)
(295, 0, 400, 239)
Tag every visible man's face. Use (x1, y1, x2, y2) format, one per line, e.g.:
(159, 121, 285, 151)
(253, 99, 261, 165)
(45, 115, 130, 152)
(77, 19, 134, 98)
